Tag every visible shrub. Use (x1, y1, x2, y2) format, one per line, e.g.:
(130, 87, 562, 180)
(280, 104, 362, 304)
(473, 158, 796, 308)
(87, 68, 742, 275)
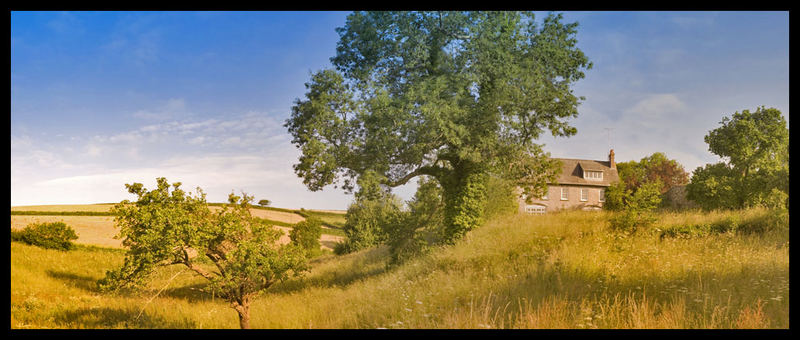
(659, 223, 710, 239)
(761, 188, 788, 210)
(289, 217, 323, 257)
(14, 221, 78, 250)
(737, 208, 788, 235)
(607, 180, 662, 234)
(609, 210, 658, 235)
(658, 209, 788, 239)
(10, 229, 24, 242)
(386, 176, 445, 264)
(339, 196, 403, 254)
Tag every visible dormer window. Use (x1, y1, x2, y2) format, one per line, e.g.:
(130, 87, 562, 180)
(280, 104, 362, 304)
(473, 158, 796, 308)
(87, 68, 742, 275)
(583, 170, 603, 180)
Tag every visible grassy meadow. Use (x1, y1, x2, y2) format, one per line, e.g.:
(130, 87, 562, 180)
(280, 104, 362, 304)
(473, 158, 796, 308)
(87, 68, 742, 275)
(10, 207, 788, 329)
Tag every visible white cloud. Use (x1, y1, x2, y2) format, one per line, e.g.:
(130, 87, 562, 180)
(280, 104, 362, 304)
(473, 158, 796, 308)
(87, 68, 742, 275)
(541, 92, 720, 175)
(10, 110, 371, 209)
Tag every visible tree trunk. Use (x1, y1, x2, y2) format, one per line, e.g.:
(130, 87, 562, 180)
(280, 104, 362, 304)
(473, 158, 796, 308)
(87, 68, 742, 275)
(234, 300, 251, 329)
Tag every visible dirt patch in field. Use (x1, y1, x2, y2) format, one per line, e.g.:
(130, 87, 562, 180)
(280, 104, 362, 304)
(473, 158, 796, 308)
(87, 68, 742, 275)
(10, 215, 342, 251)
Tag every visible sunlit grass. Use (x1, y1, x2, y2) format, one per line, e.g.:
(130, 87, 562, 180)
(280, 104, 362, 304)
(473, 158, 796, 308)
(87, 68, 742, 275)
(10, 208, 788, 329)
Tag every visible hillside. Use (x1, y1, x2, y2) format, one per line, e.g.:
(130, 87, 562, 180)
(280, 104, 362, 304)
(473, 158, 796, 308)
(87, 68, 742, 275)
(10, 208, 788, 328)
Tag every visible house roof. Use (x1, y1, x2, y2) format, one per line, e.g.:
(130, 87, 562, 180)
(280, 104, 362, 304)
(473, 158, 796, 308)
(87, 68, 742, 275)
(552, 158, 619, 187)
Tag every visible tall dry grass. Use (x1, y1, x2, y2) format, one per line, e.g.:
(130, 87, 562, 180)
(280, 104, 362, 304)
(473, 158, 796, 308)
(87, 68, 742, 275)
(10, 207, 788, 328)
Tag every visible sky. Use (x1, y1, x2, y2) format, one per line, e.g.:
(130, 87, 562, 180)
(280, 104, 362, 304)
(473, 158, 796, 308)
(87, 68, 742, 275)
(10, 11, 790, 209)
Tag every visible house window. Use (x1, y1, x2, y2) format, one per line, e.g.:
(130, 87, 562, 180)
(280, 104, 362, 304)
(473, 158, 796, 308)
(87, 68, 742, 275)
(525, 204, 546, 214)
(583, 170, 603, 180)
(561, 187, 569, 200)
(599, 188, 605, 202)
(580, 188, 588, 201)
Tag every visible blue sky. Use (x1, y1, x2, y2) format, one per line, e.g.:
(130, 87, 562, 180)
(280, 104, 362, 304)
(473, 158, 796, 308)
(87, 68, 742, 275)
(10, 11, 789, 209)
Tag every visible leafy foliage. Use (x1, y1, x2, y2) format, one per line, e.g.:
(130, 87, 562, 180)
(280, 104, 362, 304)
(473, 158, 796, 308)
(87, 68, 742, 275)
(257, 199, 271, 207)
(97, 178, 308, 329)
(336, 171, 404, 254)
(286, 11, 590, 244)
(616, 152, 689, 194)
(483, 176, 519, 219)
(386, 176, 446, 264)
(687, 107, 789, 210)
(608, 180, 662, 234)
(12, 221, 78, 251)
(289, 217, 323, 257)
(659, 208, 788, 239)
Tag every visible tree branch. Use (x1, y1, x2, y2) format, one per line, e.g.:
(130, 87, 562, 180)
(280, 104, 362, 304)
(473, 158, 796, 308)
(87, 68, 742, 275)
(181, 247, 216, 282)
(385, 165, 442, 187)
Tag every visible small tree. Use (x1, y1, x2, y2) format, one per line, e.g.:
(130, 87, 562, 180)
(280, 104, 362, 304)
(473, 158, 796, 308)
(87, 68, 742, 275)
(257, 199, 271, 207)
(98, 178, 307, 329)
(289, 217, 323, 257)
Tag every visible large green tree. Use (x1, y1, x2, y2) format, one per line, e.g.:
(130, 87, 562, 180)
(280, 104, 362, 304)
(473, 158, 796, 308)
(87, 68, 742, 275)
(286, 11, 591, 243)
(687, 107, 789, 209)
(98, 178, 308, 329)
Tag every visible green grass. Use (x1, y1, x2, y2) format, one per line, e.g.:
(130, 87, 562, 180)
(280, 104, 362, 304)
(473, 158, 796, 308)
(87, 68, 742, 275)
(10, 207, 788, 329)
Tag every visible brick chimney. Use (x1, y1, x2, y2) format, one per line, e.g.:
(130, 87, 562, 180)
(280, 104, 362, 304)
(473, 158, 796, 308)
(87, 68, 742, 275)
(609, 149, 616, 169)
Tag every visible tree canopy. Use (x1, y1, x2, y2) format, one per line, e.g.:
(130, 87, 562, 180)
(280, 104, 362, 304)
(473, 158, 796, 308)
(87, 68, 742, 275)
(687, 107, 789, 210)
(616, 152, 689, 194)
(286, 11, 591, 242)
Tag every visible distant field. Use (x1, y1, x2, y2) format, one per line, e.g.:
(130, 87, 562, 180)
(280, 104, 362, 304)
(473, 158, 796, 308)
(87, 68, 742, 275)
(11, 204, 347, 228)
(11, 204, 115, 212)
(10, 215, 343, 251)
(10, 203, 345, 249)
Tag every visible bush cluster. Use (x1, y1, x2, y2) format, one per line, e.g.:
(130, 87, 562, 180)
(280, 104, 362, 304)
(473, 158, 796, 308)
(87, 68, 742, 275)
(11, 221, 78, 250)
(289, 217, 323, 257)
(659, 208, 788, 239)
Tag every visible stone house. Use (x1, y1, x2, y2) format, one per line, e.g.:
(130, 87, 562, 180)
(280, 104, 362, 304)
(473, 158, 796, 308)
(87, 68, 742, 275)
(518, 149, 620, 214)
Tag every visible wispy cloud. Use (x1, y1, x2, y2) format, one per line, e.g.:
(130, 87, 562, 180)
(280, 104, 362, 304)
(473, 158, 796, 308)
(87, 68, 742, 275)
(11, 109, 344, 208)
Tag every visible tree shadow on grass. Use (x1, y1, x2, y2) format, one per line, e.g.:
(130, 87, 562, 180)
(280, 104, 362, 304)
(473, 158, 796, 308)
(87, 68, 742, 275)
(46, 270, 100, 293)
(52, 306, 196, 329)
(320, 240, 339, 250)
(269, 246, 392, 295)
(159, 282, 216, 303)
